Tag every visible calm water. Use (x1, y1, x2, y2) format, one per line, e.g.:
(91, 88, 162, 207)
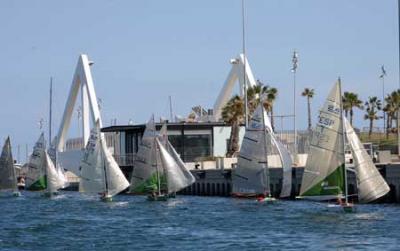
(0, 192, 399, 251)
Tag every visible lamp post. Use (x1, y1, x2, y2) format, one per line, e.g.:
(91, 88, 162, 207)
(380, 65, 386, 135)
(291, 50, 298, 164)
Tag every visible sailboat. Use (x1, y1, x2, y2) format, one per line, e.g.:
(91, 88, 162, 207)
(344, 116, 390, 203)
(0, 137, 20, 197)
(26, 133, 69, 196)
(299, 79, 353, 211)
(129, 116, 195, 201)
(232, 101, 292, 201)
(79, 121, 130, 202)
(157, 123, 196, 198)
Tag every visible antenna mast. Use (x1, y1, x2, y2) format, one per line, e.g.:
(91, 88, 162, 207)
(49, 77, 53, 145)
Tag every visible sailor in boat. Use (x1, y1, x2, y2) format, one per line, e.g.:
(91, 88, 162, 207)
(17, 177, 25, 190)
(256, 194, 265, 202)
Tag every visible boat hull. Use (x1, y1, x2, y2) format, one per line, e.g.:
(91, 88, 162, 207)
(147, 194, 168, 201)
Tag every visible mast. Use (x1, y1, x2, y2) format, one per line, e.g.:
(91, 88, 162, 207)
(101, 137, 109, 196)
(155, 138, 161, 196)
(242, 0, 248, 127)
(49, 77, 53, 145)
(152, 115, 161, 196)
(9, 139, 17, 191)
(169, 96, 173, 123)
(338, 77, 348, 204)
(260, 102, 269, 196)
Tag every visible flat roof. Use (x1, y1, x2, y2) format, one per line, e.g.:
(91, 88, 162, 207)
(101, 121, 230, 133)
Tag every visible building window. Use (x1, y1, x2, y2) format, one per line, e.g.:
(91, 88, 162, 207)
(125, 133, 134, 154)
(183, 134, 211, 162)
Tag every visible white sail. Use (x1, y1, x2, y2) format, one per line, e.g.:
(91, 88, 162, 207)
(158, 123, 168, 146)
(80, 124, 129, 197)
(157, 139, 195, 193)
(263, 109, 293, 198)
(25, 133, 47, 190)
(300, 82, 345, 200)
(79, 126, 105, 194)
(45, 151, 65, 194)
(232, 105, 270, 196)
(99, 132, 130, 197)
(129, 116, 160, 193)
(344, 117, 389, 203)
(56, 165, 69, 189)
(0, 137, 17, 191)
(232, 103, 292, 197)
(272, 138, 293, 198)
(158, 122, 196, 191)
(166, 141, 196, 186)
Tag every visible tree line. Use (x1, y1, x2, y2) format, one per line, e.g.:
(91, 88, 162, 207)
(221, 82, 400, 157)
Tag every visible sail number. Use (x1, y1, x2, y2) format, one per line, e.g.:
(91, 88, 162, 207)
(327, 104, 340, 114)
(318, 116, 335, 127)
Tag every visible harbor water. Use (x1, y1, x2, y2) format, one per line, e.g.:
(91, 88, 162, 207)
(1, 192, 399, 250)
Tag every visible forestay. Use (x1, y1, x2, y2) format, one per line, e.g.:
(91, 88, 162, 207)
(0, 137, 17, 191)
(300, 82, 345, 200)
(344, 117, 389, 203)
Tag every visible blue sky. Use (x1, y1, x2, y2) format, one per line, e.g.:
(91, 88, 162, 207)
(0, 0, 398, 160)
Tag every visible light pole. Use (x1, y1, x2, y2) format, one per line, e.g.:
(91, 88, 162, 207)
(379, 65, 386, 135)
(291, 50, 298, 164)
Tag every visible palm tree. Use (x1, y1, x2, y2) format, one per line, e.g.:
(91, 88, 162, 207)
(221, 82, 278, 156)
(221, 95, 244, 157)
(383, 90, 400, 137)
(262, 85, 278, 131)
(384, 95, 396, 138)
(301, 88, 314, 131)
(364, 96, 382, 137)
(342, 92, 363, 126)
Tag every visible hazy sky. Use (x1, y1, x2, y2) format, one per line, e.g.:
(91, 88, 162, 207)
(0, 0, 398, 160)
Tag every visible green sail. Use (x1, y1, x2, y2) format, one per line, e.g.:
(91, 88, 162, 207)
(301, 165, 344, 197)
(27, 175, 47, 191)
(131, 173, 167, 194)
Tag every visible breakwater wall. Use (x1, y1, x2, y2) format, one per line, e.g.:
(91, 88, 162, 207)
(179, 164, 400, 203)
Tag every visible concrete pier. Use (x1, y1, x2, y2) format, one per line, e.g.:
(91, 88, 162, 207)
(179, 164, 400, 203)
